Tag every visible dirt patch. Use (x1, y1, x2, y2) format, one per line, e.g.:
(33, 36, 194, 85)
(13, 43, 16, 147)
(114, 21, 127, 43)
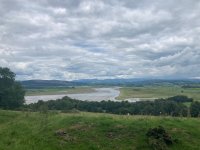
(55, 129, 67, 136)
(55, 129, 76, 142)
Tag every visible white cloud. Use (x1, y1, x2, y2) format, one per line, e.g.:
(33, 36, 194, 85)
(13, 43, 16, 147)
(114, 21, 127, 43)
(0, 0, 200, 80)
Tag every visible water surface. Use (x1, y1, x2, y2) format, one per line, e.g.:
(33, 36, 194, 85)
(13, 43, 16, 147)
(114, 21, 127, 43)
(25, 88, 120, 104)
(25, 87, 156, 104)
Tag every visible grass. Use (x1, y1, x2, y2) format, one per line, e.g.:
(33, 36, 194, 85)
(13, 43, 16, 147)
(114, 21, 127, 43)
(25, 87, 96, 96)
(117, 85, 200, 101)
(0, 110, 200, 150)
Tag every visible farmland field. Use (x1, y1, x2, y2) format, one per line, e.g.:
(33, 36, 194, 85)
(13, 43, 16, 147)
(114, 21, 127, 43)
(116, 85, 200, 101)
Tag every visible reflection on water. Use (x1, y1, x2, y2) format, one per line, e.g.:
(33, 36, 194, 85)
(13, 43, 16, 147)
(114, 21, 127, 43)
(25, 88, 120, 104)
(25, 87, 156, 104)
(67, 88, 120, 101)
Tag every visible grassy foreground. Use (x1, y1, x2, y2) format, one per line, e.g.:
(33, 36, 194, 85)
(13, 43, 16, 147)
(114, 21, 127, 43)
(0, 110, 200, 150)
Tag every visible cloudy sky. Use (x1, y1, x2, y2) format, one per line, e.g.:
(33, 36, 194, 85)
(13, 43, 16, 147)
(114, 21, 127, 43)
(0, 0, 200, 80)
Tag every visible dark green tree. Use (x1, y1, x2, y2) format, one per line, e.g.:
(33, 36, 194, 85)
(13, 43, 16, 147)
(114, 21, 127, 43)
(190, 101, 200, 117)
(0, 67, 25, 109)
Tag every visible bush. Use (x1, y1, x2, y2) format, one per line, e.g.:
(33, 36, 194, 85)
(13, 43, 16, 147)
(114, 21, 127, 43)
(146, 126, 176, 150)
(190, 101, 200, 117)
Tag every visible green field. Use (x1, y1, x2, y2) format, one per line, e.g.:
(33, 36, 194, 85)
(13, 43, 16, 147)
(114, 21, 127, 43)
(0, 110, 200, 150)
(117, 86, 200, 101)
(25, 87, 96, 96)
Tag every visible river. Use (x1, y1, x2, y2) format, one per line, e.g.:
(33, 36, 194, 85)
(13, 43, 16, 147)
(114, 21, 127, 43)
(25, 87, 120, 104)
(25, 87, 149, 104)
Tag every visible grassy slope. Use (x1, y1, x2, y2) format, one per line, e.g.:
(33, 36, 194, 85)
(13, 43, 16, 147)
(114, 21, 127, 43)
(0, 110, 200, 150)
(117, 86, 200, 101)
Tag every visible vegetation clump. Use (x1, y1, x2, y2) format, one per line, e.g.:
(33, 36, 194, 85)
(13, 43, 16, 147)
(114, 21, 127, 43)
(0, 67, 25, 109)
(190, 101, 200, 117)
(146, 126, 177, 150)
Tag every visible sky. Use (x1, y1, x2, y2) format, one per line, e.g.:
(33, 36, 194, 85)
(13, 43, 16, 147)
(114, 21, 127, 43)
(0, 0, 200, 80)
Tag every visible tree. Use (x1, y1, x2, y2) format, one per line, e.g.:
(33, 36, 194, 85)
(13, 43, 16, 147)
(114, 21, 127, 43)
(167, 95, 193, 103)
(190, 101, 200, 117)
(0, 67, 25, 109)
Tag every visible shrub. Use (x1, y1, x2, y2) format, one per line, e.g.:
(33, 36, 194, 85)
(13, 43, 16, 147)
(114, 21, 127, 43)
(146, 126, 176, 150)
(190, 101, 200, 117)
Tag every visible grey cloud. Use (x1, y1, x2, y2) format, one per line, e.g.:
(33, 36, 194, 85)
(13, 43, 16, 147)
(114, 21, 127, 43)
(0, 0, 200, 80)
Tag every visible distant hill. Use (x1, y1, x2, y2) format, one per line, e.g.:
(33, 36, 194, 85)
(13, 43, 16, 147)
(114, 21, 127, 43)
(20, 80, 79, 88)
(20, 78, 200, 89)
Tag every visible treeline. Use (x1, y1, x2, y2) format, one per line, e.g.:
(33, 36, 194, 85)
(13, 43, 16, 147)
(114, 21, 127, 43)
(26, 95, 200, 117)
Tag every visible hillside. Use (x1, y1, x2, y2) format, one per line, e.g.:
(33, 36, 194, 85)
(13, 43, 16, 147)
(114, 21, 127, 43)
(20, 80, 79, 88)
(20, 79, 200, 89)
(0, 110, 200, 150)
